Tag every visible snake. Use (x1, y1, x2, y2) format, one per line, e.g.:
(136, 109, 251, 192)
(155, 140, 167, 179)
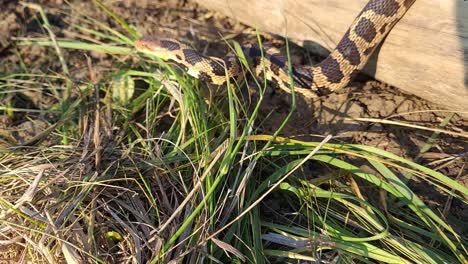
(135, 0, 416, 97)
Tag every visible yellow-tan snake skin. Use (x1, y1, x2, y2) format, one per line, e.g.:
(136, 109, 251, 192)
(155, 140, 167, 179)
(135, 0, 416, 97)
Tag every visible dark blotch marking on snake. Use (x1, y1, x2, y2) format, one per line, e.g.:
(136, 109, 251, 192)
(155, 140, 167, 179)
(363, 46, 375, 56)
(363, 0, 399, 17)
(223, 57, 234, 70)
(175, 54, 182, 61)
(183, 49, 205, 65)
(354, 17, 377, 43)
(208, 60, 227, 77)
(251, 57, 262, 69)
(198, 72, 213, 83)
(172, 61, 189, 72)
(248, 47, 287, 76)
(317, 57, 345, 84)
(315, 86, 333, 97)
(350, 69, 361, 81)
(160, 40, 181, 51)
(379, 23, 388, 34)
(292, 67, 314, 88)
(247, 46, 263, 59)
(269, 61, 281, 76)
(263, 78, 282, 91)
(269, 53, 287, 75)
(337, 31, 362, 66)
(403, 0, 414, 8)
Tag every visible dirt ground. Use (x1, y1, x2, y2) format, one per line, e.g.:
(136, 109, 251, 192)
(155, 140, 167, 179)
(0, 0, 467, 258)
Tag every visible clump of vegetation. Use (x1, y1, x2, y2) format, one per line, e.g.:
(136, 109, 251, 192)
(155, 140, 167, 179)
(0, 1, 466, 263)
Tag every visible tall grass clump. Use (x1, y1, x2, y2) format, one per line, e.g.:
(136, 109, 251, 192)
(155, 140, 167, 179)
(1, 1, 466, 263)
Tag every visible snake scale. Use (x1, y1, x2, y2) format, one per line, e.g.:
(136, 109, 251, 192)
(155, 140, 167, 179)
(135, 0, 416, 97)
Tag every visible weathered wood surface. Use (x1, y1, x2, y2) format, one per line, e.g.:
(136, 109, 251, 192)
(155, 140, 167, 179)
(195, 0, 468, 114)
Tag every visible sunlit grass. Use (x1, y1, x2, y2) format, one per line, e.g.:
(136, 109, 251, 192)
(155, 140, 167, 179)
(1, 1, 466, 263)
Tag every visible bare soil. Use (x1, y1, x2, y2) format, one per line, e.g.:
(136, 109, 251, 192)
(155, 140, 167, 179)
(0, 0, 467, 261)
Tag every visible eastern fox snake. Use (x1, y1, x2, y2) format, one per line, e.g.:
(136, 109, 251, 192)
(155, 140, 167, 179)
(135, 0, 415, 97)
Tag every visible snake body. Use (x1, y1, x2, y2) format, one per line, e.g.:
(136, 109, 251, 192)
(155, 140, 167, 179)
(135, 0, 416, 97)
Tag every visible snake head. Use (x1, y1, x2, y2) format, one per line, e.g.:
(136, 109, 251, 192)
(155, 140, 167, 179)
(135, 35, 183, 61)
